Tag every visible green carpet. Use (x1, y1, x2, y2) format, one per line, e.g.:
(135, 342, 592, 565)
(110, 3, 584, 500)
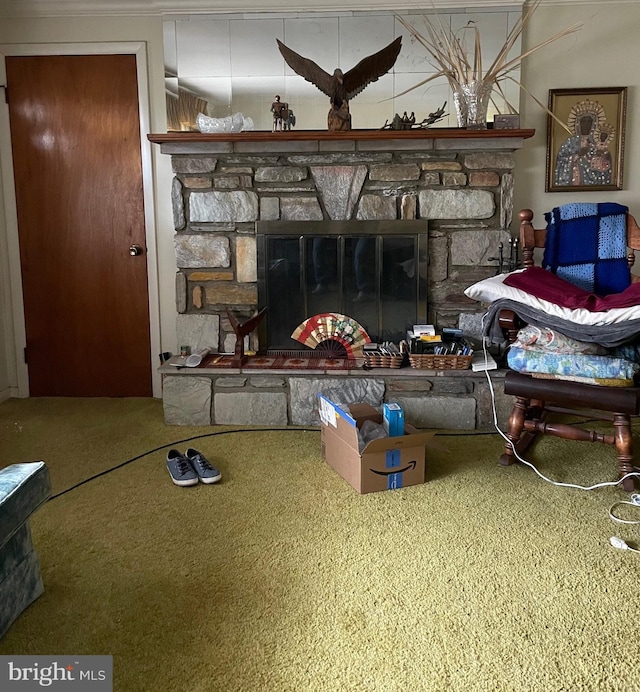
(1, 397, 640, 691)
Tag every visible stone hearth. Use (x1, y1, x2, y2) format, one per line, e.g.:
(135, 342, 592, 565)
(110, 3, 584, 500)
(158, 361, 514, 430)
(149, 129, 533, 427)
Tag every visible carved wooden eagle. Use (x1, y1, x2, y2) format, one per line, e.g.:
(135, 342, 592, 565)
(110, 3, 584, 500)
(276, 36, 402, 110)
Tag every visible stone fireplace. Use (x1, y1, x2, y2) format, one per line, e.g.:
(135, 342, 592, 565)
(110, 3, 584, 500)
(148, 128, 533, 427)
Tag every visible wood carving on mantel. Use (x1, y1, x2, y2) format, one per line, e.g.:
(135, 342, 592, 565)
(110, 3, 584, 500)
(226, 307, 267, 366)
(276, 36, 402, 132)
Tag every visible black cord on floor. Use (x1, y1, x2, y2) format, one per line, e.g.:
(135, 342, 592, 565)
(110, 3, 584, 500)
(48, 417, 640, 501)
(48, 427, 317, 501)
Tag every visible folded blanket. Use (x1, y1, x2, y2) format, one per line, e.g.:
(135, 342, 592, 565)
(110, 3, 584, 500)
(512, 325, 608, 355)
(507, 346, 640, 382)
(542, 202, 630, 295)
(482, 298, 640, 348)
(530, 373, 634, 388)
(504, 266, 640, 311)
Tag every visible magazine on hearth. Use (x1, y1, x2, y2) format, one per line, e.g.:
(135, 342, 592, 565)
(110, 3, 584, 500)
(170, 347, 211, 368)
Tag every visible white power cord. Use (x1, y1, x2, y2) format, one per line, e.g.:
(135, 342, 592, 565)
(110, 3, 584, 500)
(609, 494, 640, 525)
(609, 536, 640, 553)
(608, 496, 640, 554)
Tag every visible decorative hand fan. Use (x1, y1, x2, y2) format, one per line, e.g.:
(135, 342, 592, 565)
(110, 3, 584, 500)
(291, 313, 371, 356)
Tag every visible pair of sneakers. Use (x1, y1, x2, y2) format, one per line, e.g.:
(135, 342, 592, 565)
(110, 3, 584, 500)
(166, 448, 222, 487)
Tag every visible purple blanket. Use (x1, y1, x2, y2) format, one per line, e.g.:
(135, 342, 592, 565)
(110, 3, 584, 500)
(504, 266, 640, 312)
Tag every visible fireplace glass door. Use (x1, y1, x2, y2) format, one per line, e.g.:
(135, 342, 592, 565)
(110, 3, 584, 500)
(257, 221, 428, 353)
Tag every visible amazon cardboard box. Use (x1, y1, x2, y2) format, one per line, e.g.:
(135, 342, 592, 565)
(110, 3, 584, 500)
(318, 394, 432, 494)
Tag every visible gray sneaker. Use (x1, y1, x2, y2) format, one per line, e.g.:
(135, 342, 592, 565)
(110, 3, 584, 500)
(166, 449, 198, 487)
(185, 448, 222, 484)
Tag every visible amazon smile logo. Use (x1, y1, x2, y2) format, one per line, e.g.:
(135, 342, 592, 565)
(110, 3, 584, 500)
(369, 460, 417, 476)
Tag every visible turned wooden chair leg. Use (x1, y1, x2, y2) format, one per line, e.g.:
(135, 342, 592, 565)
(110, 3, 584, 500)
(499, 396, 529, 466)
(613, 413, 637, 492)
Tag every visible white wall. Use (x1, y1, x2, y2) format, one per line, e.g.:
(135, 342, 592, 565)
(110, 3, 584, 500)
(0, 1, 638, 397)
(513, 2, 640, 224)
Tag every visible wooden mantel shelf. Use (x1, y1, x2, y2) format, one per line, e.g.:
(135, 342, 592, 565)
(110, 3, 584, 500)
(147, 128, 535, 144)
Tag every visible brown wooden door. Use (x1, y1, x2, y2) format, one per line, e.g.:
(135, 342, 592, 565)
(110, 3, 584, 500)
(6, 54, 152, 396)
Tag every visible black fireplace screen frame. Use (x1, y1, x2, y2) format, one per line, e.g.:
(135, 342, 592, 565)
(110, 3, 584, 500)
(256, 220, 428, 353)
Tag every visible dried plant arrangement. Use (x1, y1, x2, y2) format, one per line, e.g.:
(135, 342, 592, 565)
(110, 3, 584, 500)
(395, 0, 582, 129)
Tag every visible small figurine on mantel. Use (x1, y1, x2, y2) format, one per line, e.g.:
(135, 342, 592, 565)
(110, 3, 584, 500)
(226, 307, 267, 366)
(381, 102, 448, 130)
(271, 95, 295, 132)
(276, 36, 402, 132)
(382, 111, 416, 130)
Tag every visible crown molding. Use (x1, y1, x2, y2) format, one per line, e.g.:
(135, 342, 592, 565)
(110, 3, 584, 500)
(0, 0, 528, 20)
(1, 0, 637, 19)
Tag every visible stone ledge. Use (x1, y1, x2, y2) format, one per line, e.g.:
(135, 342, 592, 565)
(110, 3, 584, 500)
(160, 366, 512, 430)
(159, 361, 507, 379)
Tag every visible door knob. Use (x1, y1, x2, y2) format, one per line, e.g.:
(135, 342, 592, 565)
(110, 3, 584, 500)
(129, 244, 144, 256)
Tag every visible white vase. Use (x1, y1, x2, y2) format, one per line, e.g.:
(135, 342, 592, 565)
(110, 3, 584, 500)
(453, 80, 492, 129)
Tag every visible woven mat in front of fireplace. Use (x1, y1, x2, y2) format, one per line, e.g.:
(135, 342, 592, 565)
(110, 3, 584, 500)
(201, 355, 359, 370)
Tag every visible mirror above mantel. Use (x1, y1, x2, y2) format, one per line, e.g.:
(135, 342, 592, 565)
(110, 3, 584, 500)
(163, 6, 524, 133)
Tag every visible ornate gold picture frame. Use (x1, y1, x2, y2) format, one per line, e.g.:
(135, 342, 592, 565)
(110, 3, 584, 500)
(546, 87, 627, 192)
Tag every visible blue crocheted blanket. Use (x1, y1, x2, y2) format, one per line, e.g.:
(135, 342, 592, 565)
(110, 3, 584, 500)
(542, 202, 630, 296)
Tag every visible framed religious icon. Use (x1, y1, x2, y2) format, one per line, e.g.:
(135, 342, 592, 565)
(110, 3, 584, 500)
(546, 87, 627, 192)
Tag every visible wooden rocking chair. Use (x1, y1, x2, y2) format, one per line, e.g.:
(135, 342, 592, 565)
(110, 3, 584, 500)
(499, 209, 640, 492)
